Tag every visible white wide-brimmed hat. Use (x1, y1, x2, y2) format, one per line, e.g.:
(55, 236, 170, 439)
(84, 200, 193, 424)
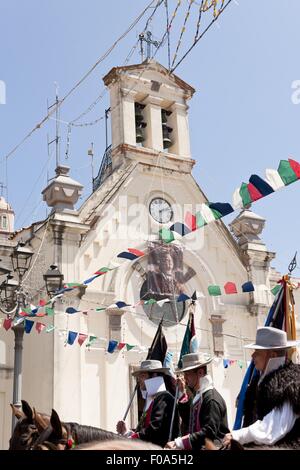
(174, 352, 213, 373)
(244, 326, 300, 350)
(132, 360, 170, 376)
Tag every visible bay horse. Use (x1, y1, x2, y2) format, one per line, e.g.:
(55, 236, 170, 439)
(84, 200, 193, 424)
(9, 400, 123, 450)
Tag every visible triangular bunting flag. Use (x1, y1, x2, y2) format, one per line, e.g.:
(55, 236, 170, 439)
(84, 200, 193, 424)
(36, 322, 46, 334)
(271, 284, 281, 296)
(107, 340, 118, 353)
(239, 182, 252, 207)
(208, 202, 234, 217)
(45, 325, 55, 333)
(185, 212, 197, 231)
(169, 222, 191, 236)
(208, 285, 222, 296)
(45, 307, 54, 316)
(159, 228, 175, 243)
(67, 331, 78, 345)
(249, 175, 274, 196)
(177, 293, 190, 302)
(25, 319, 34, 333)
(277, 160, 297, 185)
(78, 333, 88, 346)
(224, 282, 238, 294)
(242, 281, 255, 293)
(117, 252, 138, 261)
(115, 301, 130, 309)
(117, 342, 126, 350)
(247, 183, 263, 202)
(128, 248, 145, 257)
(3, 318, 12, 330)
(288, 158, 300, 178)
(195, 211, 207, 228)
(126, 344, 135, 351)
(66, 307, 79, 314)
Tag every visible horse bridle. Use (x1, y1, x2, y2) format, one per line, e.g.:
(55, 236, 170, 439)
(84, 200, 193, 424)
(30, 424, 76, 450)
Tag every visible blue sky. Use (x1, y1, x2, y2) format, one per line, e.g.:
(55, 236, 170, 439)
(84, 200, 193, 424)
(1, 0, 300, 275)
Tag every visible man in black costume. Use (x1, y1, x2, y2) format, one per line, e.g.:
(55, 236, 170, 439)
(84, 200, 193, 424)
(116, 360, 179, 447)
(224, 326, 300, 448)
(165, 352, 229, 450)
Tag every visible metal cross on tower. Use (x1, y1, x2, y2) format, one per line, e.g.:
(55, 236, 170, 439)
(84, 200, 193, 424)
(139, 31, 160, 61)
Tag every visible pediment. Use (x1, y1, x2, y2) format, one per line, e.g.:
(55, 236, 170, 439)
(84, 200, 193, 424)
(103, 59, 195, 97)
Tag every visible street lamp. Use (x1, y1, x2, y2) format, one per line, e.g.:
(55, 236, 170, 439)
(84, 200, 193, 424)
(43, 264, 64, 297)
(0, 242, 64, 432)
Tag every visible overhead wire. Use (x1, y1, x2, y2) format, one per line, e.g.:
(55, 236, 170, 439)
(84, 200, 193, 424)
(171, 0, 233, 72)
(171, 0, 195, 70)
(0, 0, 159, 165)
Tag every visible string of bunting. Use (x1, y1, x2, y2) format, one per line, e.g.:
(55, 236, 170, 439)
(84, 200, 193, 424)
(19, 158, 300, 311)
(0, 317, 252, 366)
(0, 316, 145, 353)
(10, 280, 285, 320)
(159, 158, 300, 243)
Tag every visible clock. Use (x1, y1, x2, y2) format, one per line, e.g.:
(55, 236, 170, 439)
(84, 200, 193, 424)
(149, 197, 173, 223)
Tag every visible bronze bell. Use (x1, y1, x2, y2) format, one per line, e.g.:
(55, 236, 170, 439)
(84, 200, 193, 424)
(162, 124, 173, 148)
(136, 126, 145, 143)
(135, 103, 147, 144)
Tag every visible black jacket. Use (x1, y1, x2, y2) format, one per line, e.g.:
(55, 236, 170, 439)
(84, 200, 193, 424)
(243, 361, 300, 449)
(178, 388, 229, 450)
(135, 391, 179, 447)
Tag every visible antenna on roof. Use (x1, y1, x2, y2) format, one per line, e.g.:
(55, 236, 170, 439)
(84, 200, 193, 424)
(47, 82, 61, 167)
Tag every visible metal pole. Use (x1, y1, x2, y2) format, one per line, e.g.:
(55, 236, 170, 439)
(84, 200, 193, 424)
(11, 302, 23, 433)
(122, 383, 138, 421)
(168, 382, 179, 442)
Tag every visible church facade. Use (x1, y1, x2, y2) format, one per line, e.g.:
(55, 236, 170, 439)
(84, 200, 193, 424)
(0, 60, 297, 449)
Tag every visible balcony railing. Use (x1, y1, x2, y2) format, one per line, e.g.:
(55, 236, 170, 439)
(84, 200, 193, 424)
(93, 145, 112, 192)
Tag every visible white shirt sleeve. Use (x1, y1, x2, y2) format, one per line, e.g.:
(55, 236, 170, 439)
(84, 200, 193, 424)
(231, 402, 298, 446)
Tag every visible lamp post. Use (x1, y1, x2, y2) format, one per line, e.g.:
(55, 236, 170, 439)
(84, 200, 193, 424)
(0, 243, 64, 432)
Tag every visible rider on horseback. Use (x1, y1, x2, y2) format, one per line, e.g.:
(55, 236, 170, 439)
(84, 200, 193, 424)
(223, 327, 300, 449)
(165, 352, 229, 450)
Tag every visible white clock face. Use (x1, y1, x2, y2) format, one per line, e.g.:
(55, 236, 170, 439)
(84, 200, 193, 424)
(149, 198, 173, 223)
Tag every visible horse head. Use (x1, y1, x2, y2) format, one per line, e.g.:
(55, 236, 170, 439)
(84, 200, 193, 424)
(31, 408, 72, 450)
(9, 400, 49, 450)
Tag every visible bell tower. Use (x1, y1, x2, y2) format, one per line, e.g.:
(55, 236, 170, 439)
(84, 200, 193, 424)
(102, 59, 195, 173)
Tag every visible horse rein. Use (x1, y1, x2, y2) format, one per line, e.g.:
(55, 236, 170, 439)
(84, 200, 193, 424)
(30, 424, 76, 450)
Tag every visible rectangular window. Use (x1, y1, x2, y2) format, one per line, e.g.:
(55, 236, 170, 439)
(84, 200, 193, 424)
(1, 216, 7, 230)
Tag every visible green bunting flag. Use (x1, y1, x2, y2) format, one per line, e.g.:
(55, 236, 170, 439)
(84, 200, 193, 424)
(208, 285, 222, 296)
(144, 298, 157, 305)
(86, 335, 97, 347)
(277, 160, 297, 185)
(271, 284, 281, 296)
(239, 182, 252, 207)
(45, 307, 54, 316)
(196, 211, 207, 228)
(159, 227, 175, 243)
(126, 344, 135, 351)
(45, 325, 55, 333)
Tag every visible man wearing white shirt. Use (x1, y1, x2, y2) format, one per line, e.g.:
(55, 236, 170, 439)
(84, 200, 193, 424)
(223, 326, 300, 449)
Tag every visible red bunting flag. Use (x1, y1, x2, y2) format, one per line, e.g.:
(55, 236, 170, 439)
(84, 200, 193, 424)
(78, 333, 88, 346)
(247, 183, 263, 202)
(36, 322, 46, 334)
(3, 318, 12, 331)
(39, 299, 47, 307)
(128, 248, 145, 257)
(117, 342, 126, 350)
(224, 282, 238, 294)
(185, 212, 197, 231)
(288, 158, 300, 178)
